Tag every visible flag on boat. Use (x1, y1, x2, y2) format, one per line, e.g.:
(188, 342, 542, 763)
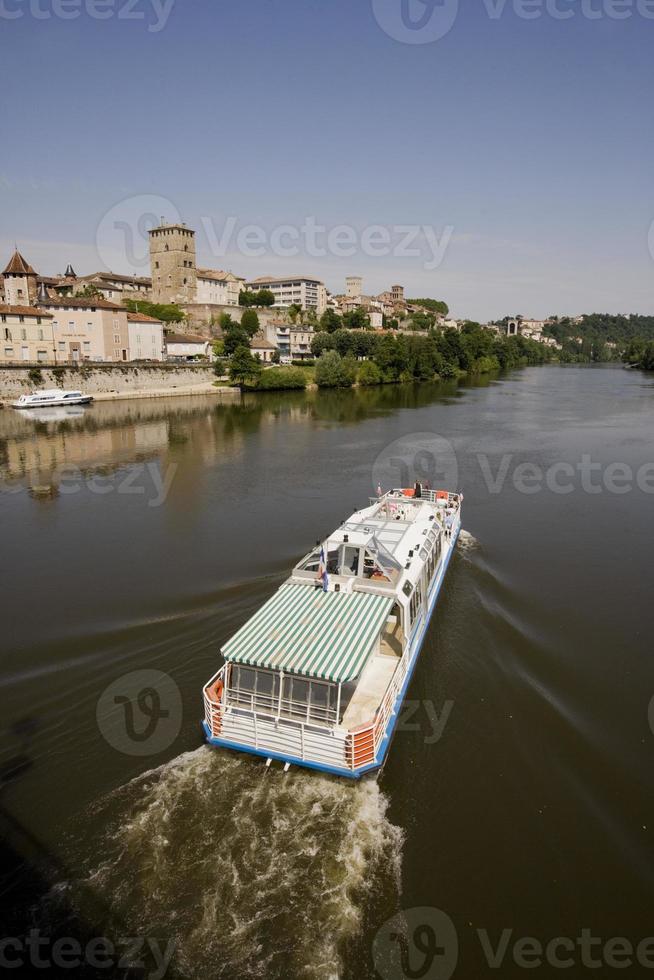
(317, 545, 329, 592)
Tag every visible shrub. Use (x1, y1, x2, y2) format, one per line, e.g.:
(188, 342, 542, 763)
(28, 368, 43, 385)
(291, 359, 315, 367)
(256, 367, 307, 391)
(357, 361, 382, 386)
(315, 350, 356, 388)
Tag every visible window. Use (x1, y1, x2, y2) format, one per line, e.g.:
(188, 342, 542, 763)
(58, 342, 65, 351)
(409, 583, 423, 626)
(38, 329, 44, 341)
(114, 334, 120, 344)
(4, 347, 13, 357)
(83, 341, 90, 351)
(21, 329, 26, 340)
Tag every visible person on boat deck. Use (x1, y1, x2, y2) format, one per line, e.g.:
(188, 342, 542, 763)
(444, 511, 454, 536)
(414, 480, 422, 498)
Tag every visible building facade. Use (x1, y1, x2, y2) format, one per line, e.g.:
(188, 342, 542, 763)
(2, 250, 38, 306)
(126, 312, 165, 361)
(0, 305, 55, 363)
(195, 269, 245, 306)
(38, 297, 131, 362)
(148, 222, 197, 304)
(246, 276, 327, 314)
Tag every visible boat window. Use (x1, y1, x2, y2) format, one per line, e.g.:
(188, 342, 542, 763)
(341, 545, 360, 576)
(299, 550, 320, 572)
(236, 667, 256, 692)
(403, 581, 413, 598)
(409, 583, 423, 626)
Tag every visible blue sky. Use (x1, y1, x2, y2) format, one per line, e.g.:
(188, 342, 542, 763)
(1, 0, 653, 320)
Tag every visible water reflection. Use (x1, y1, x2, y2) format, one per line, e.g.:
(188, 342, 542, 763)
(0, 382, 468, 495)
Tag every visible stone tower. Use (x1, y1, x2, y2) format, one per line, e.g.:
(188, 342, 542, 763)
(346, 276, 363, 299)
(3, 249, 37, 305)
(148, 221, 197, 304)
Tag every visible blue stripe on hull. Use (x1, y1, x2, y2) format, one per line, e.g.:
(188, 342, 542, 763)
(202, 522, 461, 779)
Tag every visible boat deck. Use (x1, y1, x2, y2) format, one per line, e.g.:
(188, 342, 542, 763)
(341, 653, 398, 729)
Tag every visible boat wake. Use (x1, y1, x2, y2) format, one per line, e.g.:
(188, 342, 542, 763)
(456, 528, 479, 556)
(68, 747, 403, 979)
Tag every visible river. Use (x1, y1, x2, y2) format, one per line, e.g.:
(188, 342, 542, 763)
(1, 365, 652, 979)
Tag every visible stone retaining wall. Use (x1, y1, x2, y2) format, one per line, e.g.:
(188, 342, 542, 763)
(0, 363, 218, 399)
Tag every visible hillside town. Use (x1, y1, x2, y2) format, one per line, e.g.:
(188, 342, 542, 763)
(0, 219, 562, 367)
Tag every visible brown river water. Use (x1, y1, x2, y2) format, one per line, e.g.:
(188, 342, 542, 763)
(0, 365, 652, 979)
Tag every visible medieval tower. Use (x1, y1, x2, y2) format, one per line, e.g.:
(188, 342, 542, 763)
(148, 221, 197, 304)
(2, 250, 38, 305)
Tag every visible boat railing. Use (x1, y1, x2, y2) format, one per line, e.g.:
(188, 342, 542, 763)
(345, 641, 411, 769)
(370, 489, 461, 507)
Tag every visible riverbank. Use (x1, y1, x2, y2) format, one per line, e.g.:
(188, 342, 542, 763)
(0, 363, 238, 403)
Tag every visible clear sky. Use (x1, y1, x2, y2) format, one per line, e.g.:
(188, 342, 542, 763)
(1, 0, 653, 320)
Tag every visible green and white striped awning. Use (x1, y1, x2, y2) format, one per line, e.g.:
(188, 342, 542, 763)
(222, 583, 393, 683)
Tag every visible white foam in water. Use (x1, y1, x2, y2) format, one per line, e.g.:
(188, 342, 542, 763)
(80, 747, 403, 979)
(457, 528, 479, 556)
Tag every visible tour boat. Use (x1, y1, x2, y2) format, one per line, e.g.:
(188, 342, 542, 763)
(202, 487, 462, 778)
(12, 390, 93, 409)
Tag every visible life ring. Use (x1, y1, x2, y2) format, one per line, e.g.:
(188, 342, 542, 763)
(206, 678, 224, 705)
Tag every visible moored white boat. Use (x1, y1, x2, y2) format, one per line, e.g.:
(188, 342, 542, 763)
(12, 390, 93, 409)
(202, 486, 462, 778)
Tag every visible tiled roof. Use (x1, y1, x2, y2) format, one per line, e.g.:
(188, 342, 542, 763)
(251, 333, 277, 350)
(0, 304, 53, 317)
(3, 250, 36, 276)
(126, 311, 161, 323)
(39, 296, 125, 311)
(165, 333, 209, 345)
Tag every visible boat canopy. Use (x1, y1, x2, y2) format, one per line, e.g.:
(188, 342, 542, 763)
(222, 583, 394, 683)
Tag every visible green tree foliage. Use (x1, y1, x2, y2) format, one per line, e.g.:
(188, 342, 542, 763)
(315, 350, 357, 388)
(239, 289, 276, 308)
(255, 367, 307, 390)
(75, 284, 104, 299)
(342, 307, 369, 330)
(240, 308, 260, 338)
(123, 299, 186, 323)
(287, 303, 303, 324)
(229, 345, 262, 388)
(319, 308, 342, 333)
(357, 361, 382, 386)
(406, 298, 449, 316)
(223, 323, 251, 355)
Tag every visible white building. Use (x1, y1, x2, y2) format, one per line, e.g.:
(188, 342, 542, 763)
(246, 276, 327, 314)
(165, 333, 212, 360)
(195, 269, 245, 306)
(126, 311, 165, 361)
(346, 276, 363, 299)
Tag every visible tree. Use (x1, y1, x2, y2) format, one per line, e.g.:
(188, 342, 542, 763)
(287, 303, 302, 324)
(357, 361, 382, 386)
(224, 323, 251, 355)
(240, 309, 260, 338)
(342, 307, 369, 330)
(75, 283, 104, 299)
(256, 289, 275, 308)
(123, 298, 185, 324)
(229, 345, 262, 388)
(311, 331, 334, 357)
(319, 308, 343, 334)
(315, 350, 356, 388)
(406, 298, 449, 317)
(238, 290, 254, 307)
